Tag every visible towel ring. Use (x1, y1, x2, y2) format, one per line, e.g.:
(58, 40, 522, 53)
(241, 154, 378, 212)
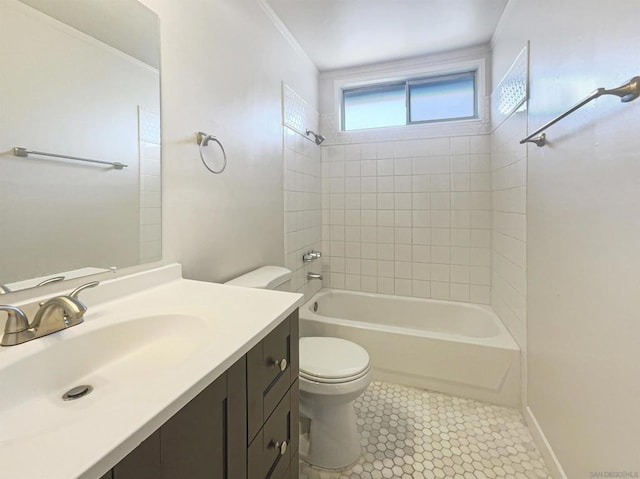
(197, 131, 227, 174)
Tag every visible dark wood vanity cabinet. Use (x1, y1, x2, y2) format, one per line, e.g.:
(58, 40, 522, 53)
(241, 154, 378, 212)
(112, 430, 161, 479)
(101, 310, 299, 479)
(106, 360, 240, 479)
(247, 311, 299, 479)
(248, 381, 299, 479)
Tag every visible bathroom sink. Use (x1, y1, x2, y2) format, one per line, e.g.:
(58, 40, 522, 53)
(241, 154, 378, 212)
(0, 314, 209, 443)
(0, 266, 305, 479)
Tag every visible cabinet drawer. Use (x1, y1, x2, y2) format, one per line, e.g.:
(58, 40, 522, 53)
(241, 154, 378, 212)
(248, 381, 298, 479)
(247, 310, 298, 442)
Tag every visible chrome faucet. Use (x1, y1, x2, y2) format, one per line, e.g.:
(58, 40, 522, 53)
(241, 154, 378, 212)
(307, 272, 323, 280)
(0, 281, 99, 347)
(302, 250, 322, 262)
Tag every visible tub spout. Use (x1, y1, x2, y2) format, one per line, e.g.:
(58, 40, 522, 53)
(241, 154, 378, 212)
(307, 272, 323, 281)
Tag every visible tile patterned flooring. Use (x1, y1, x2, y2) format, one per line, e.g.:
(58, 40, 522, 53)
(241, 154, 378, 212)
(300, 381, 551, 479)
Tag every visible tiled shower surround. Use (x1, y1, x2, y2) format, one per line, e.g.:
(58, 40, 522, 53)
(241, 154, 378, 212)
(284, 126, 323, 299)
(138, 107, 162, 264)
(320, 135, 492, 304)
(490, 111, 528, 351)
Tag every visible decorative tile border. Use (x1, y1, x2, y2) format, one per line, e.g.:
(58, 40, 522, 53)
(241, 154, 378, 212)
(491, 45, 529, 131)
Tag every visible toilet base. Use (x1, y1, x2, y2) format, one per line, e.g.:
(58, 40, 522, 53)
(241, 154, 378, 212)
(299, 444, 361, 473)
(299, 398, 362, 469)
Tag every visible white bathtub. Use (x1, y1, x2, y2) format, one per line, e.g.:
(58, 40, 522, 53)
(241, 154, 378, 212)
(299, 289, 520, 407)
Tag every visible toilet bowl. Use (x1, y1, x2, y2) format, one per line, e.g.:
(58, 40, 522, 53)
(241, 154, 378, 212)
(298, 336, 371, 469)
(225, 266, 372, 469)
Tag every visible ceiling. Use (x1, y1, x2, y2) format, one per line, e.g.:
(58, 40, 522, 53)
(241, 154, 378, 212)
(266, 0, 508, 71)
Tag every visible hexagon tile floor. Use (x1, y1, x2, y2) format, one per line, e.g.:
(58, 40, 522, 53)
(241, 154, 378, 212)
(299, 381, 551, 479)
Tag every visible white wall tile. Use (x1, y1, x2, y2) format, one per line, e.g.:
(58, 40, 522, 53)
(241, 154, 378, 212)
(345, 274, 361, 291)
(344, 144, 361, 161)
(376, 159, 393, 176)
(321, 134, 491, 304)
(450, 283, 470, 302)
(361, 159, 377, 176)
(490, 110, 527, 340)
(361, 275, 377, 292)
(377, 276, 394, 294)
(395, 278, 412, 296)
(376, 142, 395, 159)
(393, 141, 413, 158)
(394, 158, 412, 175)
(412, 280, 431, 298)
(283, 123, 322, 300)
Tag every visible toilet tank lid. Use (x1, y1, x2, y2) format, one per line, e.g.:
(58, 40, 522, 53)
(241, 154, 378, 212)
(224, 266, 292, 289)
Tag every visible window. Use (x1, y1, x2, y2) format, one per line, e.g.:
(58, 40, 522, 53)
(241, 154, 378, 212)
(342, 71, 477, 131)
(342, 83, 406, 130)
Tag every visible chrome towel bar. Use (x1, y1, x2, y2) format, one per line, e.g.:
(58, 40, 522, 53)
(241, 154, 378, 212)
(13, 147, 128, 169)
(520, 76, 639, 147)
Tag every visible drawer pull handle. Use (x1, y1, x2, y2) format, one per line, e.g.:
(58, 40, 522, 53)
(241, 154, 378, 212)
(272, 440, 288, 456)
(273, 358, 287, 371)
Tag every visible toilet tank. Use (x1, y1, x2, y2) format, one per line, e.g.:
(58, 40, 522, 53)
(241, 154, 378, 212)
(224, 266, 292, 291)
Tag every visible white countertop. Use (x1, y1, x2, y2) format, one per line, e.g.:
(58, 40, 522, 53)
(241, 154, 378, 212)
(0, 265, 303, 479)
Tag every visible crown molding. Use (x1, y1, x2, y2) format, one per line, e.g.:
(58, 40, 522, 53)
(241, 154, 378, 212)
(256, 0, 317, 72)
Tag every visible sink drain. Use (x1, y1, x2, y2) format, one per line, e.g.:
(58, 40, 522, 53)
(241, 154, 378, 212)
(62, 385, 93, 401)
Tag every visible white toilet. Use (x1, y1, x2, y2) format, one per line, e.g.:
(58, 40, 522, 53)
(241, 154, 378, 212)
(298, 336, 371, 469)
(225, 266, 372, 470)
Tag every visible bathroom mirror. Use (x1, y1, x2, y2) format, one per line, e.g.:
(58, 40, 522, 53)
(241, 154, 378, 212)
(0, 0, 161, 293)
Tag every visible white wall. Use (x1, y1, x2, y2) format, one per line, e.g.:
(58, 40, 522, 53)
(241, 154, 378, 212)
(492, 0, 640, 476)
(0, 0, 158, 283)
(139, 0, 319, 283)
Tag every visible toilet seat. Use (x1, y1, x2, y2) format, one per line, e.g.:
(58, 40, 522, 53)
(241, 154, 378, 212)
(300, 337, 370, 384)
(300, 365, 371, 384)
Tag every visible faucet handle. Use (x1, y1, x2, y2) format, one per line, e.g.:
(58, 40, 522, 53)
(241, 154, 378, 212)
(67, 281, 100, 316)
(0, 305, 29, 334)
(70, 281, 100, 299)
(302, 250, 323, 262)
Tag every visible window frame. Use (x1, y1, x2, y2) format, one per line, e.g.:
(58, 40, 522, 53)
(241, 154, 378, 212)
(330, 54, 488, 137)
(341, 70, 478, 131)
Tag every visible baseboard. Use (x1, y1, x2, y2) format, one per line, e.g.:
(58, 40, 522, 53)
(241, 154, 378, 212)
(524, 406, 568, 479)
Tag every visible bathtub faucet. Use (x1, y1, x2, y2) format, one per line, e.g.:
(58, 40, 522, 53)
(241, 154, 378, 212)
(307, 272, 323, 281)
(303, 250, 322, 262)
